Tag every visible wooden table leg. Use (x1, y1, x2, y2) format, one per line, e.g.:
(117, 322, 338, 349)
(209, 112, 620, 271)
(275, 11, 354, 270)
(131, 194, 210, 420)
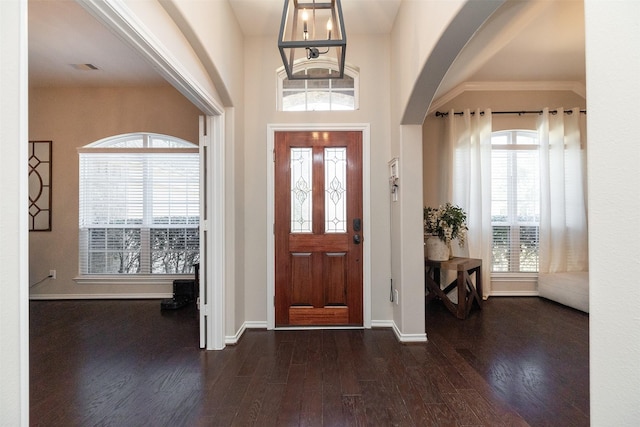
(425, 257, 483, 320)
(475, 266, 483, 305)
(465, 267, 482, 310)
(425, 266, 458, 317)
(457, 270, 466, 319)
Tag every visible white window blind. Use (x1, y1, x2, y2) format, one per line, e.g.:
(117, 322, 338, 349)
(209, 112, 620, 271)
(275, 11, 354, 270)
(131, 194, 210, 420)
(79, 135, 199, 275)
(491, 130, 540, 273)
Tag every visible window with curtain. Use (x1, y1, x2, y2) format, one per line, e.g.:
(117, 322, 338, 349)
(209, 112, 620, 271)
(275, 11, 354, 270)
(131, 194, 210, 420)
(78, 133, 199, 276)
(491, 130, 540, 273)
(277, 60, 359, 111)
(446, 107, 586, 297)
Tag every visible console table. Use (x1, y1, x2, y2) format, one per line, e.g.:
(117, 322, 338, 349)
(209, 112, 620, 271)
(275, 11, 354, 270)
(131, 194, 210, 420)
(425, 257, 483, 319)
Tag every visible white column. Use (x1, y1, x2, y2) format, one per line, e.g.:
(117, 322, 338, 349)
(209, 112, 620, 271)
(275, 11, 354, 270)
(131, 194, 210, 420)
(391, 125, 426, 342)
(585, 0, 640, 423)
(0, 0, 29, 424)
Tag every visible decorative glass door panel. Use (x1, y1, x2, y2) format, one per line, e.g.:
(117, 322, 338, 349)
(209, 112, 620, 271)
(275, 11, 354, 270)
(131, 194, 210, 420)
(290, 148, 313, 233)
(324, 147, 347, 233)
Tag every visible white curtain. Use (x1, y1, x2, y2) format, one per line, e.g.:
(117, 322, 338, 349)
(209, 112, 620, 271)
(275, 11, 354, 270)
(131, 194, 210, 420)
(538, 107, 589, 273)
(445, 109, 493, 296)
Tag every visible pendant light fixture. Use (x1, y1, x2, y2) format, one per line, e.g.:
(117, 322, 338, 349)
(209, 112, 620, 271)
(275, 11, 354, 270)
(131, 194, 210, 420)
(278, 0, 346, 80)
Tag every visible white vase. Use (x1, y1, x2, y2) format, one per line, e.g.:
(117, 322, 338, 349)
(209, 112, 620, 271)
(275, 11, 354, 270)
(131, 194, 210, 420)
(426, 235, 450, 261)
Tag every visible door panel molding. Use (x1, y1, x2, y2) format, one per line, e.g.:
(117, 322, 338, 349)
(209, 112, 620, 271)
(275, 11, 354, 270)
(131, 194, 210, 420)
(289, 306, 349, 325)
(267, 124, 371, 329)
(275, 130, 362, 326)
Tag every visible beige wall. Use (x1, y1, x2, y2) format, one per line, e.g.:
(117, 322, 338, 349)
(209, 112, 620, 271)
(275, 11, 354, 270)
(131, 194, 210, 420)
(28, 85, 202, 298)
(242, 34, 394, 324)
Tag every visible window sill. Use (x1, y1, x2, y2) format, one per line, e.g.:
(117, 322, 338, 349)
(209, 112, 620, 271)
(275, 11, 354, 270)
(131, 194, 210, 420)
(73, 274, 192, 286)
(491, 272, 538, 282)
(491, 272, 539, 296)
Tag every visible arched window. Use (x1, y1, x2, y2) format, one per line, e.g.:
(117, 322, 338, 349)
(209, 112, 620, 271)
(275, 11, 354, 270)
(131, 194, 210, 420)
(491, 130, 539, 273)
(277, 59, 359, 111)
(78, 133, 199, 277)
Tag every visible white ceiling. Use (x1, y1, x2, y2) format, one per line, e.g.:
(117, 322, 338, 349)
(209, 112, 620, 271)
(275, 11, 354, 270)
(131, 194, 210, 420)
(28, 0, 585, 99)
(437, 0, 585, 99)
(228, 0, 402, 36)
(28, 0, 166, 87)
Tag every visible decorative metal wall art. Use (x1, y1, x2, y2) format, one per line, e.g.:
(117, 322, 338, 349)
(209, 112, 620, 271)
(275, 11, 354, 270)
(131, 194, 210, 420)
(29, 140, 52, 231)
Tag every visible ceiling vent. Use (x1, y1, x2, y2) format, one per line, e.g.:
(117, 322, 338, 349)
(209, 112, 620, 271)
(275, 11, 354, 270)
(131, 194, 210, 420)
(70, 63, 100, 71)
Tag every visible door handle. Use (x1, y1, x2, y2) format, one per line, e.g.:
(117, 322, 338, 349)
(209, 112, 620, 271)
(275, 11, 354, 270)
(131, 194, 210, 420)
(353, 234, 362, 245)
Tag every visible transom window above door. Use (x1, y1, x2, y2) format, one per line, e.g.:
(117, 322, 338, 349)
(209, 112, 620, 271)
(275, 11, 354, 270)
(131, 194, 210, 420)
(277, 60, 359, 111)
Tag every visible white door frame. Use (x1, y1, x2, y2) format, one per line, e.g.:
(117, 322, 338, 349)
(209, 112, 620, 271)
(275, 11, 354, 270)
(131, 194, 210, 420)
(200, 115, 226, 350)
(266, 123, 371, 330)
(80, 1, 226, 350)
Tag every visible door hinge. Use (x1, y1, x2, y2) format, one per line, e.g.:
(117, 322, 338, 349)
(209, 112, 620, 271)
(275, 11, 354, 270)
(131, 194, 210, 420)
(273, 149, 275, 162)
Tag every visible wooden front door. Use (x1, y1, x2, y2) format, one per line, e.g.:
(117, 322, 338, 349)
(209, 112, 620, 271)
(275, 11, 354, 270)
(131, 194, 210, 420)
(275, 131, 363, 326)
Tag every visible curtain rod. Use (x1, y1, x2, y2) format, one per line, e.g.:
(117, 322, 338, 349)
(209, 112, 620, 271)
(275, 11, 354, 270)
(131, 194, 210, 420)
(434, 109, 587, 117)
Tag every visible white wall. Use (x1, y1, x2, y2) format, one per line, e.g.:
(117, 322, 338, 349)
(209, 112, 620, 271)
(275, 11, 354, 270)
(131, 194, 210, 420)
(242, 34, 393, 326)
(0, 1, 29, 424)
(390, 0, 466, 124)
(585, 0, 640, 423)
(159, 0, 244, 107)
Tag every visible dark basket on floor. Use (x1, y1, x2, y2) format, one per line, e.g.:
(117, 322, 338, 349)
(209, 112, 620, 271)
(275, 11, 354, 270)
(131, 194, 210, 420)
(161, 279, 197, 310)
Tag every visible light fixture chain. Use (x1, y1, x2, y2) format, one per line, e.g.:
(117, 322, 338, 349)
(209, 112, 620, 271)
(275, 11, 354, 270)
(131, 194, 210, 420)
(312, 0, 317, 40)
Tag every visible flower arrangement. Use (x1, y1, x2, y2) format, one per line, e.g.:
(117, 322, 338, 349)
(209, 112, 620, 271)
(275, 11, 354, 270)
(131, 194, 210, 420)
(423, 203, 468, 247)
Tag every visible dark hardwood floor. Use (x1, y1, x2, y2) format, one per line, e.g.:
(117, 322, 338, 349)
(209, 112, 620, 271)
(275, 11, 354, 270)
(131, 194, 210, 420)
(29, 297, 588, 426)
(425, 297, 589, 427)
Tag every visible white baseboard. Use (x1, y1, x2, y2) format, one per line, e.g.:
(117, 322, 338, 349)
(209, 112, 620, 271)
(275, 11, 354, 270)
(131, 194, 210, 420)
(392, 321, 428, 343)
(226, 323, 246, 345)
(490, 290, 539, 297)
(225, 321, 268, 345)
(29, 293, 172, 300)
(244, 320, 394, 330)
(227, 320, 425, 346)
(244, 321, 268, 329)
(274, 326, 365, 331)
(371, 320, 394, 328)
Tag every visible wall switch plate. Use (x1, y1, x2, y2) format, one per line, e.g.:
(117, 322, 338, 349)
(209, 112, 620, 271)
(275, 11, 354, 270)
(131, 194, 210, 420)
(49, 269, 56, 279)
(394, 289, 399, 305)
